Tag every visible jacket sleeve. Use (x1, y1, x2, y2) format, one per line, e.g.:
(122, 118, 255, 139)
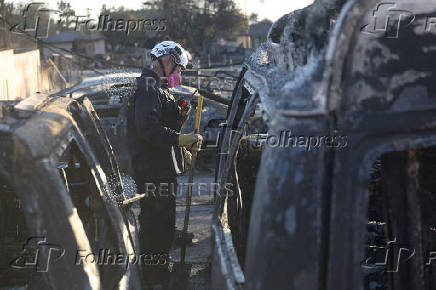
(134, 87, 180, 146)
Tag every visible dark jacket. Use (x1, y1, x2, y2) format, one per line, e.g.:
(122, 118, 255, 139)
(127, 68, 185, 180)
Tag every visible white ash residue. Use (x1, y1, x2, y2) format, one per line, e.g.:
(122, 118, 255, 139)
(120, 172, 140, 209)
(102, 68, 140, 102)
(245, 0, 347, 118)
(103, 172, 138, 208)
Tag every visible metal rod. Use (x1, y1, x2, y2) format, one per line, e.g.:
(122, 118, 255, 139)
(181, 95, 203, 264)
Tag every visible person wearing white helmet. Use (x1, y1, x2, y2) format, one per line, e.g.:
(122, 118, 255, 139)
(150, 40, 192, 71)
(126, 40, 201, 285)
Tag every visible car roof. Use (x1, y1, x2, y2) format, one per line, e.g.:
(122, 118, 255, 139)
(0, 94, 76, 160)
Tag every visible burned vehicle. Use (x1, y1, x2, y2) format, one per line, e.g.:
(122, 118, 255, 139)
(211, 0, 436, 289)
(0, 93, 141, 289)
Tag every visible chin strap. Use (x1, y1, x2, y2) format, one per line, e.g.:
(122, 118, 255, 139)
(158, 58, 167, 77)
(170, 63, 176, 74)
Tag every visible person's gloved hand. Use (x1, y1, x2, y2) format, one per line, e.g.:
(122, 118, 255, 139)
(178, 132, 203, 152)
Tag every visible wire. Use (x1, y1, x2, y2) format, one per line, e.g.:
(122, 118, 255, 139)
(194, 62, 244, 69)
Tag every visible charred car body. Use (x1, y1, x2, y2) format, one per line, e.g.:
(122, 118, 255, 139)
(211, 0, 436, 290)
(0, 93, 141, 289)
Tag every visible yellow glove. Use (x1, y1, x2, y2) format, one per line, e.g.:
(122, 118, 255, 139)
(178, 132, 203, 152)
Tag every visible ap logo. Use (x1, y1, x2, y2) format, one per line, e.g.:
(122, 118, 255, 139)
(361, 2, 415, 38)
(10, 237, 65, 272)
(8, 2, 59, 39)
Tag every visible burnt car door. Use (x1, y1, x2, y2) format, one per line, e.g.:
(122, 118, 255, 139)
(211, 66, 262, 289)
(0, 95, 141, 289)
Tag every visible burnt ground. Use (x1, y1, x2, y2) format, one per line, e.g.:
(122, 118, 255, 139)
(171, 168, 215, 290)
(130, 166, 215, 290)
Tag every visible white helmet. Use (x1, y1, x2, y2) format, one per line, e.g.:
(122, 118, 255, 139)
(150, 41, 192, 69)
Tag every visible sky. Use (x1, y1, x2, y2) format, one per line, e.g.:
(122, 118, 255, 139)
(10, 0, 314, 22)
